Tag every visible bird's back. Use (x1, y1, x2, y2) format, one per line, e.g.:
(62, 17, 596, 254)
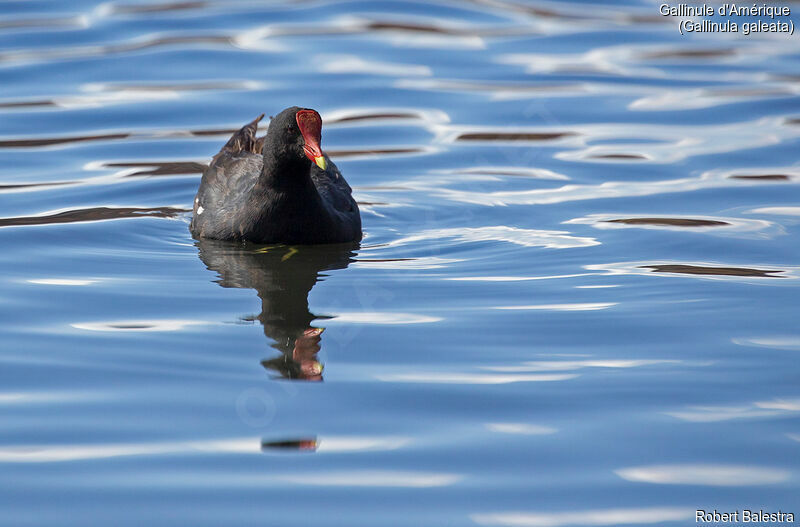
(190, 150, 265, 240)
(190, 115, 265, 240)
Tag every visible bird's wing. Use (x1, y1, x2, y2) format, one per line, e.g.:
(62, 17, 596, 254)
(203, 115, 265, 188)
(216, 114, 265, 159)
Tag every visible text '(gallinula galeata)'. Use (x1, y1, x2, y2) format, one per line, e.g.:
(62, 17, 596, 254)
(190, 107, 362, 244)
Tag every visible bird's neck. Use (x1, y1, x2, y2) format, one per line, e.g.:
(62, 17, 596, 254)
(259, 149, 315, 193)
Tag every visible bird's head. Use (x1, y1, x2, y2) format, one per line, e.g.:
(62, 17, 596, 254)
(265, 106, 327, 170)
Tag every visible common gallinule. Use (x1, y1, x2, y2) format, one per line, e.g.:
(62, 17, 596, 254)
(190, 107, 361, 244)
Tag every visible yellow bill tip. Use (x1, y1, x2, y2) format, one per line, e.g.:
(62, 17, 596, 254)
(314, 155, 327, 170)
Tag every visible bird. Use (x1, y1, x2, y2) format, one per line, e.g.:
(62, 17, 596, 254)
(190, 106, 361, 245)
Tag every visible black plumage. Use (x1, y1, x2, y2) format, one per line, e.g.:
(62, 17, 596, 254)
(190, 107, 361, 244)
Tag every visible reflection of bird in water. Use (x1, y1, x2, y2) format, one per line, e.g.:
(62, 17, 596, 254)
(196, 239, 357, 381)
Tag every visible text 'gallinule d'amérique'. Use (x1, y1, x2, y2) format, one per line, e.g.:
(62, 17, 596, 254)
(190, 107, 362, 245)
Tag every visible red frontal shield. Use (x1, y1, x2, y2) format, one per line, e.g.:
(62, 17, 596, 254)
(296, 110, 325, 168)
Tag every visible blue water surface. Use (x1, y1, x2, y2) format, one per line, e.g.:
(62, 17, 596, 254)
(1, 1, 799, 525)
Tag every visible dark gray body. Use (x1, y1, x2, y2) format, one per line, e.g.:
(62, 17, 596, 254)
(190, 112, 361, 245)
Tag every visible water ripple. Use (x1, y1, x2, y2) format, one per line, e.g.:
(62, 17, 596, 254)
(472, 507, 692, 527)
(418, 167, 800, 207)
(383, 226, 599, 249)
(586, 261, 796, 281)
(0, 206, 188, 227)
(376, 372, 578, 384)
(566, 214, 776, 236)
(615, 464, 790, 486)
